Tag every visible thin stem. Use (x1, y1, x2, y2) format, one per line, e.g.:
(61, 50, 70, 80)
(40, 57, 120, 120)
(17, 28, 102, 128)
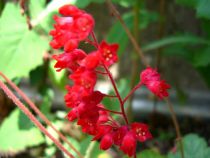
(103, 64, 129, 125)
(0, 72, 83, 158)
(123, 83, 142, 104)
(95, 70, 108, 75)
(90, 31, 99, 48)
(85, 38, 97, 48)
(90, 31, 129, 124)
(165, 98, 184, 158)
(104, 94, 117, 98)
(99, 107, 123, 115)
(0, 80, 74, 158)
(106, 0, 149, 67)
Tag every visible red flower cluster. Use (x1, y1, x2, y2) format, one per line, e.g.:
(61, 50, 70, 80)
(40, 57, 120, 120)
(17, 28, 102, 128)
(49, 4, 171, 157)
(140, 67, 171, 99)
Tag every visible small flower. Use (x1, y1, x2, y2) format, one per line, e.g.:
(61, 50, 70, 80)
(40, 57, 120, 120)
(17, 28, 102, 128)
(80, 51, 100, 69)
(52, 49, 86, 72)
(140, 67, 160, 84)
(140, 67, 170, 99)
(146, 80, 170, 99)
(100, 133, 114, 150)
(69, 67, 97, 92)
(98, 40, 119, 67)
(59, 4, 83, 17)
(131, 122, 152, 142)
(120, 131, 136, 157)
(113, 126, 128, 146)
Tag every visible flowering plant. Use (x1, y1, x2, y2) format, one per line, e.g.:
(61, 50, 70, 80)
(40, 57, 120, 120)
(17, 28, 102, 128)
(50, 4, 170, 157)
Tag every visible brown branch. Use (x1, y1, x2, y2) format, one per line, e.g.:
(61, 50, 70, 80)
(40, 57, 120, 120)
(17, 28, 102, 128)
(19, 0, 32, 30)
(0, 80, 74, 158)
(0, 72, 83, 158)
(165, 98, 184, 158)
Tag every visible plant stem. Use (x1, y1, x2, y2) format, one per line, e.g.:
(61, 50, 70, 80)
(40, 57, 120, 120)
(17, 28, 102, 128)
(123, 83, 142, 104)
(99, 107, 122, 115)
(90, 31, 129, 125)
(0, 72, 83, 158)
(102, 64, 129, 125)
(165, 98, 184, 158)
(0, 80, 74, 158)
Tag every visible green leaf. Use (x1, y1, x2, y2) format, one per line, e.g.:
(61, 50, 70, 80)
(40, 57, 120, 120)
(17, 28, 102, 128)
(142, 35, 210, 52)
(29, 0, 46, 19)
(138, 149, 166, 158)
(168, 134, 210, 158)
(0, 109, 44, 152)
(196, 0, 210, 19)
(0, 3, 49, 79)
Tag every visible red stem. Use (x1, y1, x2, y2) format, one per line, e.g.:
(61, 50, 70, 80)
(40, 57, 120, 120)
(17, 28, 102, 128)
(123, 83, 142, 104)
(90, 31, 129, 125)
(99, 107, 122, 115)
(0, 72, 83, 158)
(0, 80, 74, 158)
(103, 64, 129, 125)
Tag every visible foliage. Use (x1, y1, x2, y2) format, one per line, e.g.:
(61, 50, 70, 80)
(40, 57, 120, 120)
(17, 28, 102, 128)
(0, 109, 44, 152)
(168, 134, 210, 158)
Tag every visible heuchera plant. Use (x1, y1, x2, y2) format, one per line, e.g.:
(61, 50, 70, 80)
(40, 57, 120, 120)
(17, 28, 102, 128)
(50, 4, 170, 157)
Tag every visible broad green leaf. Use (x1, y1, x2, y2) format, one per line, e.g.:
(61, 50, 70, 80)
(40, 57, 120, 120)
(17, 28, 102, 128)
(143, 35, 210, 52)
(0, 3, 49, 79)
(196, 0, 210, 19)
(138, 149, 166, 158)
(0, 109, 44, 152)
(29, 0, 46, 19)
(168, 134, 210, 158)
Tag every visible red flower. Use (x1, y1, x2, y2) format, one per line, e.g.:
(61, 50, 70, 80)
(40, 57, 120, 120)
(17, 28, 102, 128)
(59, 4, 83, 17)
(50, 5, 94, 52)
(52, 49, 86, 72)
(77, 117, 98, 135)
(64, 85, 84, 108)
(131, 122, 152, 142)
(100, 133, 114, 150)
(73, 13, 94, 40)
(146, 80, 170, 99)
(80, 51, 100, 69)
(98, 40, 119, 67)
(113, 126, 128, 145)
(69, 67, 97, 92)
(140, 67, 170, 99)
(93, 125, 113, 140)
(120, 131, 136, 157)
(140, 67, 160, 84)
